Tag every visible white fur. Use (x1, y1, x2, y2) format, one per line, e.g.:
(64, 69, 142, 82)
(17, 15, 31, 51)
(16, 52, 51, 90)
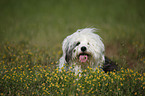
(59, 28, 105, 74)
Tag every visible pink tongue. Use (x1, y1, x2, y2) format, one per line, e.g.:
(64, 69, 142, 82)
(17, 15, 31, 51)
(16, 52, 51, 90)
(79, 55, 88, 62)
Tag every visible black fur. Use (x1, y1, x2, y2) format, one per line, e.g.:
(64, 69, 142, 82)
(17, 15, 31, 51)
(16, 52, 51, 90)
(65, 48, 72, 63)
(65, 42, 79, 63)
(102, 57, 118, 73)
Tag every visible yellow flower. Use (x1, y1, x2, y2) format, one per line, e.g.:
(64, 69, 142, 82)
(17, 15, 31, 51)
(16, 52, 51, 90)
(43, 90, 50, 95)
(112, 72, 115, 75)
(26, 65, 29, 67)
(143, 73, 145, 76)
(82, 92, 85, 95)
(97, 77, 100, 80)
(103, 77, 106, 80)
(120, 83, 123, 86)
(77, 88, 80, 91)
(120, 78, 122, 81)
(121, 70, 124, 73)
(61, 67, 64, 70)
(89, 67, 92, 70)
(62, 84, 64, 87)
(91, 91, 94, 93)
(56, 85, 59, 88)
(57, 92, 59, 94)
(0, 93, 3, 95)
(99, 83, 101, 86)
(30, 71, 32, 73)
(52, 83, 54, 86)
(93, 79, 96, 81)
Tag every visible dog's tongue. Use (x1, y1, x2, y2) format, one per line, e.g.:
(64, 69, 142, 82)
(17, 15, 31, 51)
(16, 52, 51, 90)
(79, 55, 88, 62)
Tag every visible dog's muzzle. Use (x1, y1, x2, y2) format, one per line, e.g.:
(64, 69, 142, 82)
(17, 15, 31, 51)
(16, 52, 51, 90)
(78, 46, 89, 62)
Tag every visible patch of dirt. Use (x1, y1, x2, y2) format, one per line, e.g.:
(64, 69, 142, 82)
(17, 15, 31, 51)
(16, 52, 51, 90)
(105, 42, 144, 70)
(105, 43, 120, 59)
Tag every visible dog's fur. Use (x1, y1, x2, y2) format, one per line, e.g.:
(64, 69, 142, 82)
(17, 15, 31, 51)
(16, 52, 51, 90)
(59, 28, 117, 74)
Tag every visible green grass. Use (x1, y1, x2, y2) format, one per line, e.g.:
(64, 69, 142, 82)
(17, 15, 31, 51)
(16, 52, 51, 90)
(0, 42, 144, 95)
(1, 0, 145, 44)
(0, 0, 145, 95)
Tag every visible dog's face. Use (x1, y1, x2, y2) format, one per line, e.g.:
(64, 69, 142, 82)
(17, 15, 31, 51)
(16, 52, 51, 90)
(71, 37, 95, 64)
(62, 28, 105, 67)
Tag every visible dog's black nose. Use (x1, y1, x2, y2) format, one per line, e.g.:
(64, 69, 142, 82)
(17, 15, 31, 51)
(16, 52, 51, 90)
(81, 46, 87, 52)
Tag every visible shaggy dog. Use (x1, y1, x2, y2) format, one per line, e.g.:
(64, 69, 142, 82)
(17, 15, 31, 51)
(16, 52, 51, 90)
(59, 28, 117, 74)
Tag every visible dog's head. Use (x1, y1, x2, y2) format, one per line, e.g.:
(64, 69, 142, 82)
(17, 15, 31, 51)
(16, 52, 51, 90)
(62, 28, 105, 66)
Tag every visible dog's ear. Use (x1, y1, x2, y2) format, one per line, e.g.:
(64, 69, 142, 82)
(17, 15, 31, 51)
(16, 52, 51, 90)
(65, 43, 76, 63)
(65, 49, 71, 63)
(62, 33, 78, 63)
(65, 42, 77, 63)
(62, 36, 71, 63)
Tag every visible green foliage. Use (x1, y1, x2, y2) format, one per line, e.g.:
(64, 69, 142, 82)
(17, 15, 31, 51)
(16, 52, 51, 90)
(0, 42, 145, 95)
(0, 0, 145, 45)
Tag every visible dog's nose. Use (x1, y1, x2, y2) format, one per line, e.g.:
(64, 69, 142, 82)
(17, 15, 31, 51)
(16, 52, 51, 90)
(81, 46, 87, 52)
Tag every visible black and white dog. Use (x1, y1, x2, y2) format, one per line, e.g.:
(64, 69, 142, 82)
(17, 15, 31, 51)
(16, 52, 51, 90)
(59, 28, 117, 74)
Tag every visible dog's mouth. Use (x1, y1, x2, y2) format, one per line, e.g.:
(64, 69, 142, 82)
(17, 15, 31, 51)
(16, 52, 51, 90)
(78, 53, 89, 63)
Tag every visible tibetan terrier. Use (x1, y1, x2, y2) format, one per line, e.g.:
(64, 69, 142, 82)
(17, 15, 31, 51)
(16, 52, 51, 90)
(59, 28, 117, 74)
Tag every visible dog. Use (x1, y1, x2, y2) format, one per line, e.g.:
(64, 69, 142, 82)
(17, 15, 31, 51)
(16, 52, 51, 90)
(59, 28, 117, 74)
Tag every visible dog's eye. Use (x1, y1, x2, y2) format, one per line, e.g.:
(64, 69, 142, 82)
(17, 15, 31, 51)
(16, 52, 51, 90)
(73, 49, 76, 53)
(76, 42, 80, 46)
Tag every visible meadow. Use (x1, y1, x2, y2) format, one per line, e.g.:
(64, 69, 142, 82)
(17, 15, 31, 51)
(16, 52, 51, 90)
(0, 0, 145, 95)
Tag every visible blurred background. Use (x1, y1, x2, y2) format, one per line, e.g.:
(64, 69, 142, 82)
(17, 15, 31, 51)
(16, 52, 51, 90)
(0, 0, 145, 69)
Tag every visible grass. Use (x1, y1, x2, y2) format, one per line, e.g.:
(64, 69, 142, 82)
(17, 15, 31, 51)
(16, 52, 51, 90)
(0, 42, 144, 95)
(0, 0, 145, 95)
(1, 0, 145, 44)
